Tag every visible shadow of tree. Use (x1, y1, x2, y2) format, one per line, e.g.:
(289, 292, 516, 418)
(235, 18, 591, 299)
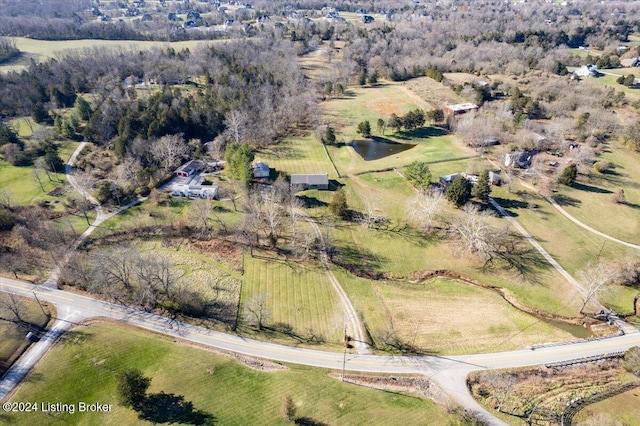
(295, 417, 329, 426)
(297, 195, 328, 208)
(138, 392, 216, 425)
(330, 244, 386, 274)
(572, 183, 612, 194)
(395, 127, 447, 140)
(491, 197, 529, 217)
(552, 194, 581, 207)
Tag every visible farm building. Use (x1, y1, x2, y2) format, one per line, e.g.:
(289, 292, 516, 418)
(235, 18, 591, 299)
(252, 162, 270, 178)
(290, 174, 329, 190)
(443, 103, 478, 116)
(488, 171, 502, 185)
(175, 160, 202, 178)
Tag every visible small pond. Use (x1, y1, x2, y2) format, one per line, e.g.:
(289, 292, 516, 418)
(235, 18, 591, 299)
(352, 139, 416, 161)
(540, 318, 594, 339)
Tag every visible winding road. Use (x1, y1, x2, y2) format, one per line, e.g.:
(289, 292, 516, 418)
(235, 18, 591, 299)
(0, 276, 639, 426)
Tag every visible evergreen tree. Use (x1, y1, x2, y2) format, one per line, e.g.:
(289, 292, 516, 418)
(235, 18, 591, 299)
(323, 126, 336, 144)
(329, 189, 348, 219)
(405, 161, 432, 190)
(445, 176, 472, 207)
(356, 120, 371, 137)
(74, 96, 93, 121)
(225, 142, 254, 183)
(472, 170, 491, 201)
(557, 163, 577, 186)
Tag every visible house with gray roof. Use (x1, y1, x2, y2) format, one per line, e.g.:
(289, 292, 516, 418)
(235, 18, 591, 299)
(290, 173, 329, 190)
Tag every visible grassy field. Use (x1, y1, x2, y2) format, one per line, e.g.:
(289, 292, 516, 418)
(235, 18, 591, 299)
(491, 184, 639, 315)
(321, 83, 476, 176)
(374, 278, 581, 354)
(407, 75, 468, 107)
(573, 386, 640, 426)
(553, 143, 640, 245)
(241, 251, 344, 345)
(0, 159, 66, 206)
(0, 297, 52, 376)
(4, 322, 457, 426)
(1, 38, 223, 73)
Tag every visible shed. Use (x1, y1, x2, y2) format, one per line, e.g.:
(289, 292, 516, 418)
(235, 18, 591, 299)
(290, 174, 329, 190)
(488, 171, 502, 186)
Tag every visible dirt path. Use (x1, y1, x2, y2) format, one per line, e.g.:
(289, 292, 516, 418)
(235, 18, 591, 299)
(43, 142, 146, 288)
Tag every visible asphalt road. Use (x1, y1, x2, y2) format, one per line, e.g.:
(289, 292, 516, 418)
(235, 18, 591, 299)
(1, 276, 639, 425)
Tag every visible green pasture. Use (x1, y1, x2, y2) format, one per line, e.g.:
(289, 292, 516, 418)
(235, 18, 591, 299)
(256, 134, 338, 178)
(491, 184, 639, 314)
(0, 159, 66, 206)
(553, 144, 640, 245)
(330, 219, 582, 317)
(4, 322, 457, 425)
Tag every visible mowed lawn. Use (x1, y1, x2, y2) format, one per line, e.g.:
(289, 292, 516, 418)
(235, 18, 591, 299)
(573, 387, 640, 426)
(4, 322, 457, 426)
(0, 159, 66, 205)
(554, 143, 640, 245)
(241, 253, 344, 345)
(256, 134, 338, 178)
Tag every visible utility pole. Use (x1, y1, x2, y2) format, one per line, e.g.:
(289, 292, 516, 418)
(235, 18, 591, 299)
(33, 291, 48, 317)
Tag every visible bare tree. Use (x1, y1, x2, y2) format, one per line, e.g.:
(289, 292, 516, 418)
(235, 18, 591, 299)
(481, 372, 517, 413)
(360, 195, 385, 228)
(0, 293, 27, 324)
(576, 261, 615, 314)
(188, 198, 214, 234)
(151, 134, 190, 176)
(224, 110, 248, 145)
(407, 188, 444, 232)
(245, 293, 271, 330)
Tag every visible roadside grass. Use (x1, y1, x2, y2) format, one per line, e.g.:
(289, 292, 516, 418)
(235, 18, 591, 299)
(240, 251, 344, 346)
(373, 278, 580, 354)
(573, 388, 640, 426)
(553, 143, 640, 245)
(4, 322, 457, 426)
(1, 38, 223, 73)
(0, 297, 52, 377)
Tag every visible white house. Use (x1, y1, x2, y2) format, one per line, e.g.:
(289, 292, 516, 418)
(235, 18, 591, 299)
(574, 64, 600, 77)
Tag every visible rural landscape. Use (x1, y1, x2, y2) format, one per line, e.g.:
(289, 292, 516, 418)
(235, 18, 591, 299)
(1, 0, 640, 425)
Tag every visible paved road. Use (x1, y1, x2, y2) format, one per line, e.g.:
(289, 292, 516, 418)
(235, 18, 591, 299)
(1, 276, 639, 425)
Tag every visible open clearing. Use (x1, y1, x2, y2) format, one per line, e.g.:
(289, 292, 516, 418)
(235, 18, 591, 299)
(4, 322, 456, 426)
(553, 143, 640, 245)
(0, 38, 222, 73)
(338, 275, 581, 355)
